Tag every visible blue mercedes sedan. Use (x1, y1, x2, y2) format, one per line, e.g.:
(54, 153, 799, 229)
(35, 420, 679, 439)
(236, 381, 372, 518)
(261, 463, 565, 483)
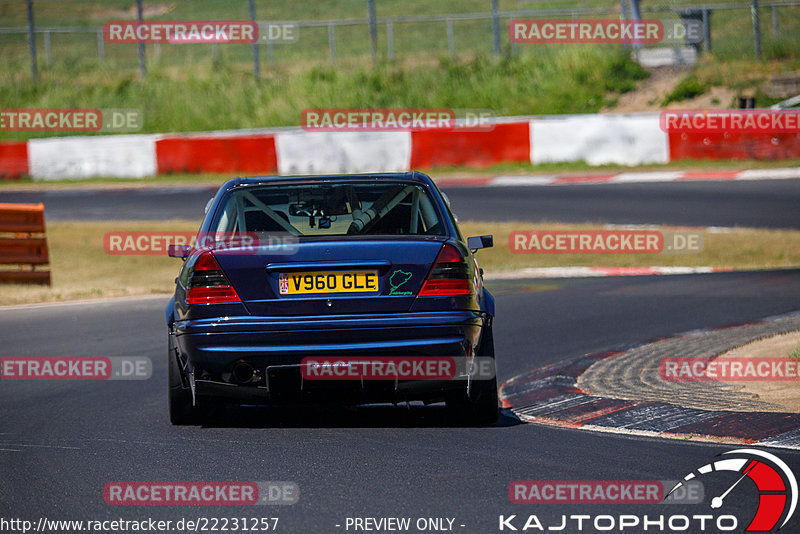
(166, 172, 496, 425)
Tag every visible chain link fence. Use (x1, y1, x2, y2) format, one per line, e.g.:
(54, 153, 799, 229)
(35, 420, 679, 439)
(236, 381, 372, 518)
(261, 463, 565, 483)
(1, 1, 800, 78)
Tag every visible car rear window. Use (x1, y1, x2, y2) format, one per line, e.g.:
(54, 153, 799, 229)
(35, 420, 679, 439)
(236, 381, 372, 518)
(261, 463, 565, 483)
(210, 181, 448, 237)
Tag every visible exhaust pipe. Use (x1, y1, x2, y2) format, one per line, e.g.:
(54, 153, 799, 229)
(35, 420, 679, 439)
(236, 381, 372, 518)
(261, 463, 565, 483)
(231, 362, 255, 384)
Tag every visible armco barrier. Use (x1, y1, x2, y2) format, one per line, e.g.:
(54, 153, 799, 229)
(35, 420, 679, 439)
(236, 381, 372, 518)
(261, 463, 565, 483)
(2, 112, 800, 180)
(0, 203, 51, 285)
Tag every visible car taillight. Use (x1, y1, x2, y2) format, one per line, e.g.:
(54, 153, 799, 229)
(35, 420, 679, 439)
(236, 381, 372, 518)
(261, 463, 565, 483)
(418, 243, 473, 296)
(185, 250, 241, 305)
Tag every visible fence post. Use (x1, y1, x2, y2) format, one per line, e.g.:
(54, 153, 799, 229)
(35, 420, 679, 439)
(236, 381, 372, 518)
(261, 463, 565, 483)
(368, 0, 377, 66)
(97, 30, 104, 62)
(386, 20, 394, 60)
(620, 0, 629, 51)
(26, 0, 38, 85)
(630, 0, 642, 52)
(154, 42, 160, 62)
(446, 18, 455, 57)
(44, 30, 50, 64)
(491, 0, 500, 56)
(702, 8, 712, 53)
(772, 5, 778, 37)
(752, 0, 761, 61)
(248, 0, 259, 78)
(136, 0, 146, 79)
(328, 23, 336, 64)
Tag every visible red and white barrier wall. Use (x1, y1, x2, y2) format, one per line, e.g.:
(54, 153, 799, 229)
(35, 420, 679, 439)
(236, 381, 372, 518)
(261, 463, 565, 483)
(1, 112, 799, 180)
(530, 113, 668, 166)
(29, 134, 159, 179)
(275, 131, 410, 175)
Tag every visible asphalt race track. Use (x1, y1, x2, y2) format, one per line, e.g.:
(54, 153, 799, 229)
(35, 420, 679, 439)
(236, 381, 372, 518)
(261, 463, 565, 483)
(442, 179, 800, 228)
(2, 273, 800, 531)
(2, 177, 800, 532)
(2, 178, 800, 228)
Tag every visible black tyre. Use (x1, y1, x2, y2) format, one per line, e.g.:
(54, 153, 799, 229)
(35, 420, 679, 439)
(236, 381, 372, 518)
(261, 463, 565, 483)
(445, 325, 499, 426)
(168, 334, 197, 425)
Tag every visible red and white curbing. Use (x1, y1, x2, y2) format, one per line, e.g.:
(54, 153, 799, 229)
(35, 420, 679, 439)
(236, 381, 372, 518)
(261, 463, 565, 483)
(499, 311, 800, 449)
(486, 266, 734, 280)
(472, 167, 800, 187)
(2, 112, 800, 181)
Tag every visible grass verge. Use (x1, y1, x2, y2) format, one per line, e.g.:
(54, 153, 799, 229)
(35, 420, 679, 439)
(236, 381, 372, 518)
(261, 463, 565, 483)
(458, 222, 800, 273)
(0, 220, 197, 306)
(0, 49, 647, 142)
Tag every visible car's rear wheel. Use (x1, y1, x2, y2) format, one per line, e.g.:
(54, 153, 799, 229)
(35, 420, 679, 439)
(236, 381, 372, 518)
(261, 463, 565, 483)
(168, 334, 197, 425)
(445, 325, 498, 426)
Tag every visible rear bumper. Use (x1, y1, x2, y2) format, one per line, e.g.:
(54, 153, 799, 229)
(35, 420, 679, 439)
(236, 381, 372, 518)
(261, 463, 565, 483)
(173, 311, 489, 404)
(192, 371, 460, 405)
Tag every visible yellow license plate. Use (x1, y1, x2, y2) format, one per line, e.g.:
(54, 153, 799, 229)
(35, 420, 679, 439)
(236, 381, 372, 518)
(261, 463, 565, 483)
(278, 270, 379, 295)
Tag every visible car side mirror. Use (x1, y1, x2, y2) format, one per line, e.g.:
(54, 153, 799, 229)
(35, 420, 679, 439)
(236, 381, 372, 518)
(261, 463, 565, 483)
(168, 244, 191, 259)
(467, 235, 493, 251)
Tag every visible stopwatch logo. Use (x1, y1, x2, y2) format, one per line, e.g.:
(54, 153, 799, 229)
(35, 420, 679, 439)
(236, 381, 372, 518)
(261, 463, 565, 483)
(666, 449, 797, 531)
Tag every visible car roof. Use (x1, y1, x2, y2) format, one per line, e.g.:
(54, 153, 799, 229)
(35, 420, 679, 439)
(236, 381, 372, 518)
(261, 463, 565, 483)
(198, 171, 458, 239)
(221, 172, 435, 191)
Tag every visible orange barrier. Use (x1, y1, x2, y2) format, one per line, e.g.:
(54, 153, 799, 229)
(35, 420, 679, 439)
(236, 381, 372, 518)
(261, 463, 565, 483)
(0, 142, 29, 180)
(0, 203, 51, 285)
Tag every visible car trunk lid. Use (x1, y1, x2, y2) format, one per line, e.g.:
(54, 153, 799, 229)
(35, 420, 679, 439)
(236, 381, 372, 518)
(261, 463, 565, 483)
(212, 238, 444, 316)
